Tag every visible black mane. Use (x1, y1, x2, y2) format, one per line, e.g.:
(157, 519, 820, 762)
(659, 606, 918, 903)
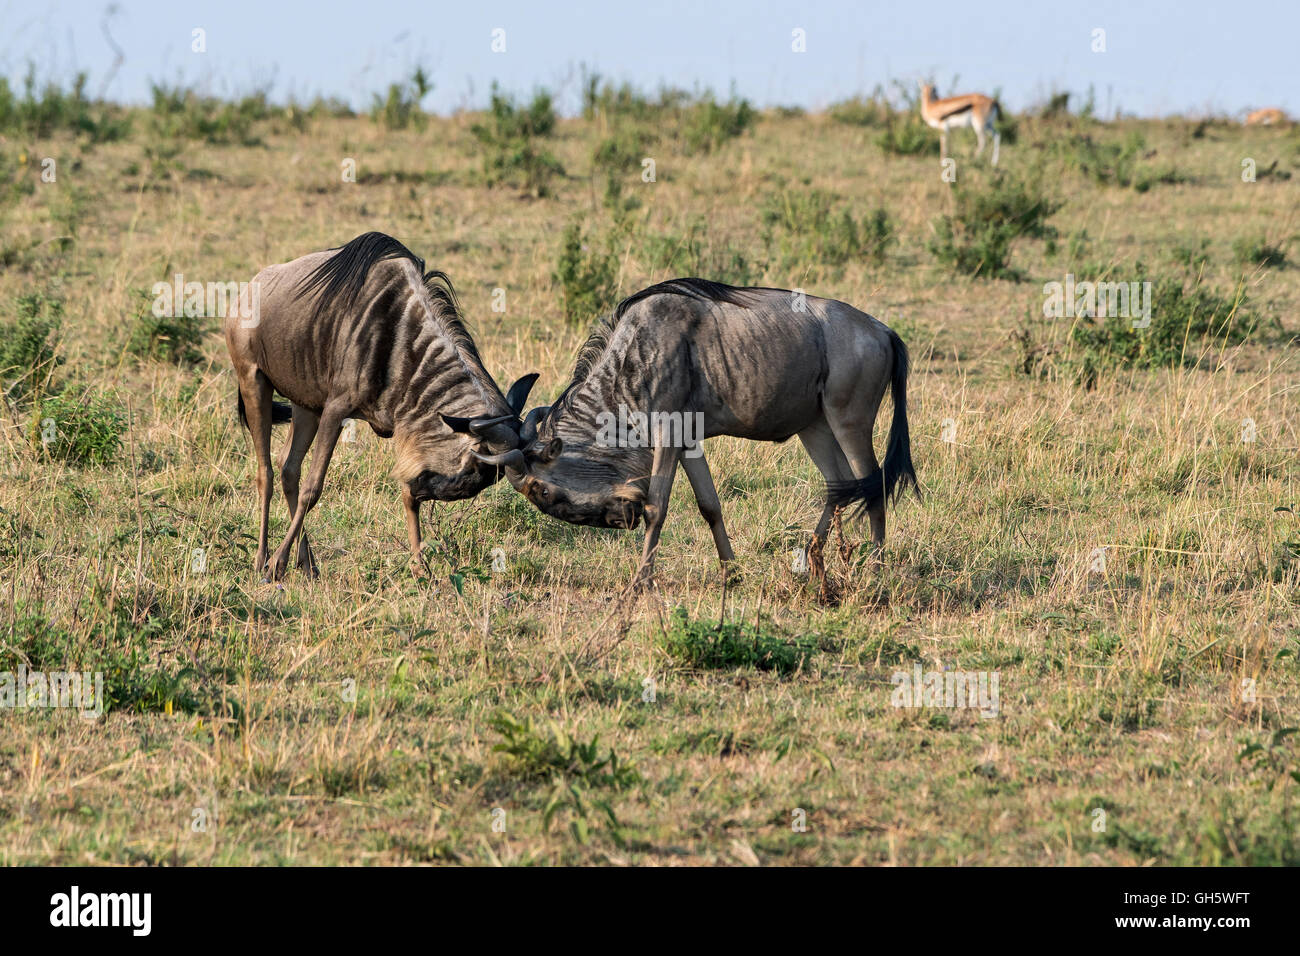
(295, 232, 481, 360)
(548, 278, 756, 423)
(571, 278, 754, 385)
(297, 232, 424, 322)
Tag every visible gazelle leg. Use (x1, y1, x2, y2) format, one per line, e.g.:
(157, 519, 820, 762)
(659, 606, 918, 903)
(635, 443, 683, 587)
(680, 451, 734, 564)
(991, 129, 1000, 166)
(268, 399, 348, 581)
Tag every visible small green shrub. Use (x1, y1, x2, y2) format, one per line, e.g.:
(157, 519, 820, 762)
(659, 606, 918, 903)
(928, 171, 1060, 279)
(1, 608, 225, 716)
(0, 292, 62, 404)
(762, 189, 894, 270)
(592, 124, 657, 220)
(876, 114, 938, 156)
(0, 68, 128, 142)
(582, 73, 664, 124)
(370, 67, 433, 130)
(489, 711, 639, 789)
(1054, 130, 1185, 191)
(554, 221, 618, 326)
(127, 290, 208, 365)
(829, 94, 890, 127)
(681, 93, 756, 155)
(1070, 273, 1267, 371)
(643, 218, 761, 286)
(1232, 235, 1287, 268)
(660, 606, 817, 676)
(147, 84, 262, 145)
(28, 390, 127, 466)
(471, 85, 564, 197)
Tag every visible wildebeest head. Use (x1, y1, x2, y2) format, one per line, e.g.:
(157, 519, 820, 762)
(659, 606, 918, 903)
(406, 373, 539, 502)
(472, 406, 647, 529)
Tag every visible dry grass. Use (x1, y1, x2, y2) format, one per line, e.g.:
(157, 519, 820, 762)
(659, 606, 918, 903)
(0, 102, 1297, 864)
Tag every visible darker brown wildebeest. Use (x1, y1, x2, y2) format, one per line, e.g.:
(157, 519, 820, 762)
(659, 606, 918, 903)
(224, 232, 536, 581)
(466, 279, 917, 586)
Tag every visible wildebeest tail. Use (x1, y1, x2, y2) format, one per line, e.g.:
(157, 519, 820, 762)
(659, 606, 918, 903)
(826, 328, 919, 517)
(236, 391, 293, 430)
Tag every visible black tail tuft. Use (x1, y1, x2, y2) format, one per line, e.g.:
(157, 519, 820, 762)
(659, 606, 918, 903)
(236, 391, 293, 430)
(295, 231, 424, 322)
(825, 328, 919, 518)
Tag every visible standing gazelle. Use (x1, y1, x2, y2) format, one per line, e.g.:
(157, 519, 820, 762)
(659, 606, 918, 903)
(920, 83, 1001, 165)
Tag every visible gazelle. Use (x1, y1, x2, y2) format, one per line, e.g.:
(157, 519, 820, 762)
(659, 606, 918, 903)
(1245, 108, 1287, 126)
(919, 83, 1001, 165)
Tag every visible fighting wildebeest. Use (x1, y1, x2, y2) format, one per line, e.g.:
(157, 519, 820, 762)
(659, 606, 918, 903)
(466, 279, 917, 584)
(224, 232, 536, 581)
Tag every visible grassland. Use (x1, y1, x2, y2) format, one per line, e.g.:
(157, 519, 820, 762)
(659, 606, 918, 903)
(0, 84, 1297, 864)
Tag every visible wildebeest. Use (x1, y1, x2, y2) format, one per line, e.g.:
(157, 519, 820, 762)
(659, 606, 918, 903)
(224, 232, 536, 581)
(468, 279, 917, 584)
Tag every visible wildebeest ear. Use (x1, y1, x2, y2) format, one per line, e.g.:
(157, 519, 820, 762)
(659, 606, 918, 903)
(441, 413, 473, 434)
(504, 373, 540, 416)
(538, 437, 562, 463)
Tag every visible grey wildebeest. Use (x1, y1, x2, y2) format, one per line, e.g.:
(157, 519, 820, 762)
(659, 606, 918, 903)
(464, 279, 917, 585)
(224, 232, 537, 581)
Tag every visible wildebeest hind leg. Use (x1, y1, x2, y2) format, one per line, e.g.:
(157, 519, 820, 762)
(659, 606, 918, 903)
(680, 451, 734, 563)
(269, 400, 347, 581)
(824, 410, 885, 546)
(238, 371, 276, 577)
(798, 420, 854, 543)
(280, 405, 320, 576)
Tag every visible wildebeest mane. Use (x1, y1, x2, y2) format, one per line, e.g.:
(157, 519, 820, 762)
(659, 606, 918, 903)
(551, 279, 756, 421)
(295, 231, 482, 361)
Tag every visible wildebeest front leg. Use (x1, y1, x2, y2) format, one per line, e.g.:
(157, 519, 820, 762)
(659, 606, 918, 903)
(680, 451, 734, 564)
(401, 484, 426, 573)
(280, 405, 320, 576)
(268, 400, 347, 581)
(635, 443, 683, 588)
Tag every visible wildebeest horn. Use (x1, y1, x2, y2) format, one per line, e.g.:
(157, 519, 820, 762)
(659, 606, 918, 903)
(441, 413, 516, 437)
(520, 406, 550, 443)
(504, 373, 540, 417)
(472, 448, 528, 474)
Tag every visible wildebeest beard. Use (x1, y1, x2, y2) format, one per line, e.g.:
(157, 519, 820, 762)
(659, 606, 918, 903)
(409, 462, 499, 502)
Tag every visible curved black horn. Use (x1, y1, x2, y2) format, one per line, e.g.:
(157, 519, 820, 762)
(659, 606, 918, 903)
(504, 373, 540, 416)
(472, 448, 528, 473)
(520, 406, 551, 444)
(441, 413, 516, 437)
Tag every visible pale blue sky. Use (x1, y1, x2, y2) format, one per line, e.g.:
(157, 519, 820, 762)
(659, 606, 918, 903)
(2, 0, 1295, 117)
